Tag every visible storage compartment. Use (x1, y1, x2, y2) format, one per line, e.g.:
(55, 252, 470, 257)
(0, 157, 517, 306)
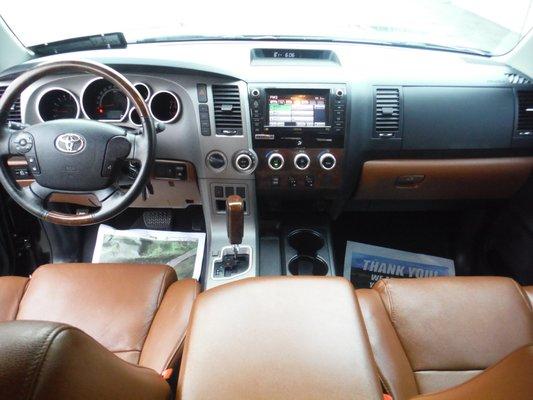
(355, 157, 533, 200)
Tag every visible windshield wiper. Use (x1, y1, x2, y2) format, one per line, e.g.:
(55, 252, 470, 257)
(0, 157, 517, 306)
(30, 32, 127, 56)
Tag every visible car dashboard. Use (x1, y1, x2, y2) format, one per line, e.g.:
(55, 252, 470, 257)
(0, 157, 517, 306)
(1, 40, 533, 288)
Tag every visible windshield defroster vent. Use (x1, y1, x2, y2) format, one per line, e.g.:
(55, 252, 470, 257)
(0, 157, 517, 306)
(516, 91, 533, 137)
(505, 73, 531, 85)
(0, 86, 22, 123)
(212, 85, 243, 136)
(374, 87, 401, 138)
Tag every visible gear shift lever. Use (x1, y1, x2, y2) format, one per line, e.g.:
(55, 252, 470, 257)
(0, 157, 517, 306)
(226, 195, 244, 259)
(212, 194, 249, 278)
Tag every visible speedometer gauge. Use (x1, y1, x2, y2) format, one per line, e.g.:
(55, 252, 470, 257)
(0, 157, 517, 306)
(37, 88, 80, 121)
(96, 86, 128, 120)
(82, 78, 129, 121)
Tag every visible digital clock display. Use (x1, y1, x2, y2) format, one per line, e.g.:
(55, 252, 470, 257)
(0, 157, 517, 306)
(260, 49, 308, 59)
(271, 50, 297, 59)
(252, 48, 334, 61)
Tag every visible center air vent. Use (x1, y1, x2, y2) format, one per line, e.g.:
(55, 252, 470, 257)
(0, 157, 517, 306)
(0, 86, 22, 123)
(374, 87, 401, 138)
(212, 85, 243, 136)
(516, 90, 533, 136)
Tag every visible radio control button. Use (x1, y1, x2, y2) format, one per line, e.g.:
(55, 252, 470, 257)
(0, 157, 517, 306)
(267, 152, 284, 170)
(294, 153, 310, 170)
(319, 153, 336, 170)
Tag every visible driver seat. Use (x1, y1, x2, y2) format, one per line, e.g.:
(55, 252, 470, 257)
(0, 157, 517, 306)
(0, 263, 199, 399)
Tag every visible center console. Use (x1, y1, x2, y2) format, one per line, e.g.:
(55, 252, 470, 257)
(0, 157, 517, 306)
(249, 84, 347, 193)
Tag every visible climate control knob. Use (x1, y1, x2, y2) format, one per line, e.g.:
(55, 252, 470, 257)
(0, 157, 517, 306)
(294, 153, 310, 171)
(267, 152, 284, 170)
(233, 149, 257, 173)
(319, 152, 336, 170)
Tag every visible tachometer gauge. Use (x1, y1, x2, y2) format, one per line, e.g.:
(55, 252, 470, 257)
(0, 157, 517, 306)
(82, 78, 129, 121)
(37, 88, 80, 121)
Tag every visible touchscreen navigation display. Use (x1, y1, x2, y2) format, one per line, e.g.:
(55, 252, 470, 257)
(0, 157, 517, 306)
(268, 92, 328, 128)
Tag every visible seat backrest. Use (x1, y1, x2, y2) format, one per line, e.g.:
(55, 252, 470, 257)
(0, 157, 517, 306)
(357, 277, 533, 400)
(0, 320, 171, 400)
(0, 263, 199, 374)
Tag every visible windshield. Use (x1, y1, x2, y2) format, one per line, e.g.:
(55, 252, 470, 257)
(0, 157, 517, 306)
(2, 0, 533, 55)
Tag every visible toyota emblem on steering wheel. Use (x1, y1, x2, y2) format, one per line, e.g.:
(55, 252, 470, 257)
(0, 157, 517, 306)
(54, 133, 86, 154)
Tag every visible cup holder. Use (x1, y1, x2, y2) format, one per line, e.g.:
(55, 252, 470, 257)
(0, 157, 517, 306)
(288, 255, 328, 276)
(287, 229, 325, 256)
(286, 229, 329, 276)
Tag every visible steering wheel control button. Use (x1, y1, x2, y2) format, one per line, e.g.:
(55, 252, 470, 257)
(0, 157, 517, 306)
(294, 153, 310, 170)
(319, 152, 337, 170)
(267, 152, 284, 170)
(12, 132, 34, 154)
(207, 151, 227, 172)
(26, 155, 41, 175)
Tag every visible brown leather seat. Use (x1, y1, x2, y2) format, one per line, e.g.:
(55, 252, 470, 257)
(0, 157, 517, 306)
(356, 277, 533, 400)
(178, 276, 384, 400)
(0, 263, 199, 399)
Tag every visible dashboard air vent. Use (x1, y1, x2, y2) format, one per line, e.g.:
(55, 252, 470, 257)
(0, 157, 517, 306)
(0, 86, 22, 123)
(505, 73, 531, 85)
(212, 85, 243, 136)
(374, 88, 401, 138)
(516, 91, 533, 136)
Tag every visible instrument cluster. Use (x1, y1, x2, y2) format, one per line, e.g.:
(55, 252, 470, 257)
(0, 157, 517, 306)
(36, 78, 181, 125)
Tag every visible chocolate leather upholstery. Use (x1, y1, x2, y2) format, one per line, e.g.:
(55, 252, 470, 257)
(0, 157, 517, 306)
(357, 277, 533, 400)
(178, 276, 383, 400)
(0, 263, 199, 375)
(0, 321, 171, 400)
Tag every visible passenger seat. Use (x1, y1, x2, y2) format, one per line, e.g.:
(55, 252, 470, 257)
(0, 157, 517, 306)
(356, 277, 533, 400)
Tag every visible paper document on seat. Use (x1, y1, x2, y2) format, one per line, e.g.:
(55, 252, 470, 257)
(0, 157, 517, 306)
(92, 224, 205, 280)
(344, 241, 455, 288)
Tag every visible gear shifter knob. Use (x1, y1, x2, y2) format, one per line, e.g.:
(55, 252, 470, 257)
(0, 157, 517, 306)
(226, 195, 244, 246)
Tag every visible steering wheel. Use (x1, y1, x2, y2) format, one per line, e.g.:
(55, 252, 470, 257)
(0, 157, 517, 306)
(0, 60, 155, 226)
